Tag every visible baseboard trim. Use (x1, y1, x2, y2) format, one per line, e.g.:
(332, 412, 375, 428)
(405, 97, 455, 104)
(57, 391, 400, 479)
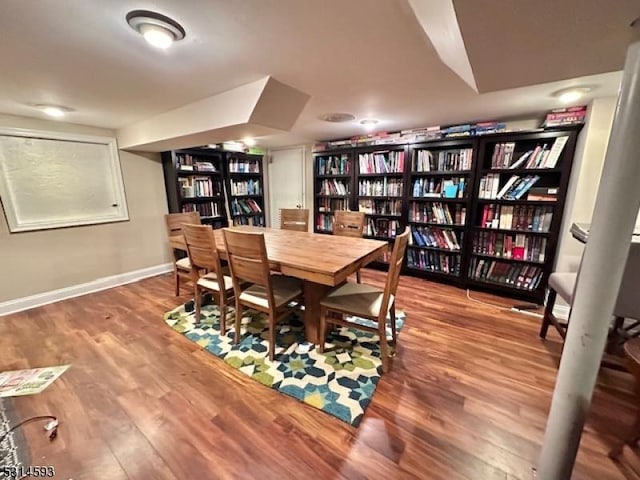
(552, 304, 570, 320)
(0, 263, 173, 317)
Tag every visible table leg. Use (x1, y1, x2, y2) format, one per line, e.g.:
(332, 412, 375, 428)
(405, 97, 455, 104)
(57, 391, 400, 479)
(303, 281, 331, 344)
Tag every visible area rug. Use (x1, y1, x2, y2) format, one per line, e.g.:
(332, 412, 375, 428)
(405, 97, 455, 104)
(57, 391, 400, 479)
(0, 397, 31, 477)
(164, 301, 405, 427)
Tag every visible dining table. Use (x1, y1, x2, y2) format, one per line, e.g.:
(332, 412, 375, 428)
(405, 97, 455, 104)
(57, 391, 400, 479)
(169, 226, 388, 343)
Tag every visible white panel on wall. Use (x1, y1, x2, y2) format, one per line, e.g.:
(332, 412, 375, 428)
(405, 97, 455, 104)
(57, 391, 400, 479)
(0, 127, 128, 232)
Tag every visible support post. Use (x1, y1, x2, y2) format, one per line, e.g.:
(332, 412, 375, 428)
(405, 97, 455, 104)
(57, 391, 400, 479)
(537, 41, 640, 479)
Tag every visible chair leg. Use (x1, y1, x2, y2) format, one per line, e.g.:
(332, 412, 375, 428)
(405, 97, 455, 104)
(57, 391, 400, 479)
(194, 285, 202, 325)
(219, 294, 227, 336)
(539, 289, 557, 339)
(390, 303, 397, 346)
(174, 267, 180, 296)
(268, 314, 276, 362)
(234, 301, 243, 344)
(356, 270, 361, 284)
(318, 307, 327, 353)
(379, 322, 390, 373)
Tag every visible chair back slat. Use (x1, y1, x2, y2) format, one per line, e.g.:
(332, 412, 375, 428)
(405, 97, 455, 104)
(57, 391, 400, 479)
(223, 229, 273, 297)
(379, 227, 410, 321)
(165, 212, 201, 237)
(333, 211, 365, 238)
(182, 224, 223, 277)
(280, 208, 309, 232)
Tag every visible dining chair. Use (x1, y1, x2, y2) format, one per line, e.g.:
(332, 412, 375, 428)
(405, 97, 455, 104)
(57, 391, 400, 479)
(318, 227, 410, 372)
(165, 212, 201, 296)
(333, 210, 366, 283)
(280, 208, 309, 232)
(182, 224, 235, 333)
(223, 229, 303, 361)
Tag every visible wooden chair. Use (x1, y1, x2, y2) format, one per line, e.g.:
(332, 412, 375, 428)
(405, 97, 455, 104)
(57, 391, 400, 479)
(279, 208, 309, 232)
(222, 229, 303, 361)
(318, 227, 410, 372)
(333, 210, 366, 283)
(182, 224, 235, 333)
(165, 212, 201, 296)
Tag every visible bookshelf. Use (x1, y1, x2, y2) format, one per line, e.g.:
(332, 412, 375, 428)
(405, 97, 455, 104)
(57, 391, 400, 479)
(161, 149, 228, 228)
(356, 145, 408, 267)
(312, 125, 581, 303)
(313, 150, 355, 234)
(224, 152, 266, 227)
(468, 128, 579, 303)
(405, 139, 478, 283)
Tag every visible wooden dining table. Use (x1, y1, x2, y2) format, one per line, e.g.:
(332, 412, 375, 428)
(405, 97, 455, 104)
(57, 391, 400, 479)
(170, 226, 388, 343)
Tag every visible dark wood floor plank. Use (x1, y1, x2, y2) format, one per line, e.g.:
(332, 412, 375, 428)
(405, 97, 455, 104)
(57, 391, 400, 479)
(0, 269, 635, 479)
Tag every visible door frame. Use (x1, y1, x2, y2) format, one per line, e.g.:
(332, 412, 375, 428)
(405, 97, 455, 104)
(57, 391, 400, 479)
(266, 145, 307, 227)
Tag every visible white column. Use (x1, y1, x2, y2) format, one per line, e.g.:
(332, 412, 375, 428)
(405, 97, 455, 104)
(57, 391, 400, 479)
(537, 41, 640, 479)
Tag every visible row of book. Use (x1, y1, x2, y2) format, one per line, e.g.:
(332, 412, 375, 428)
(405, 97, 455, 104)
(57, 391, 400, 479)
(407, 250, 461, 275)
(319, 179, 349, 196)
(358, 199, 402, 216)
(479, 174, 540, 200)
(181, 201, 222, 218)
(229, 179, 261, 196)
(365, 218, 400, 238)
(358, 151, 406, 174)
(480, 204, 553, 232)
(409, 202, 466, 226)
(179, 177, 221, 198)
(231, 198, 262, 216)
(316, 213, 334, 232)
(317, 198, 349, 213)
(413, 148, 473, 172)
(410, 226, 462, 251)
(233, 215, 265, 227)
(468, 258, 543, 291)
(317, 154, 351, 176)
(411, 177, 466, 199)
(472, 231, 547, 263)
(490, 137, 568, 170)
(176, 154, 218, 172)
(228, 159, 260, 173)
(358, 179, 403, 197)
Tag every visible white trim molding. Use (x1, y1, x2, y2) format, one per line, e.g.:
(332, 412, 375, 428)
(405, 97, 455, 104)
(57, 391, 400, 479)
(0, 263, 172, 317)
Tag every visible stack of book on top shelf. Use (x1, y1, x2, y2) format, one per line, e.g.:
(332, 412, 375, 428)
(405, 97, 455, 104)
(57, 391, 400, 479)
(542, 106, 587, 127)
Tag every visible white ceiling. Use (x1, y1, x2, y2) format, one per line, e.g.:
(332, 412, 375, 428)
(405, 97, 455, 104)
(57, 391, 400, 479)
(0, 0, 635, 148)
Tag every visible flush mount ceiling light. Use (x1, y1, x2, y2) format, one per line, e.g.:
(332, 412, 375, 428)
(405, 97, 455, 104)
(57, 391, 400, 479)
(552, 87, 593, 104)
(319, 113, 356, 123)
(360, 119, 379, 130)
(126, 10, 185, 49)
(34, 104, 73, 118)
(242, 137, 256, 147)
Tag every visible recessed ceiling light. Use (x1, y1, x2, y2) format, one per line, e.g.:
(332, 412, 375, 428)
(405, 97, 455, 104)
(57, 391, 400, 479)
(35, 104, 72, 118)
(360, 119, 379, 130)
(319, 113, 356, 123)
(126, 10, 185, 50)
(552, 87, 593, 104)
(242, 137, 256, 147)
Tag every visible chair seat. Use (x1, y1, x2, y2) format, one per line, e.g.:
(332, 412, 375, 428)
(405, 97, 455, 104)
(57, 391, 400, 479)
(239, 275, 302, 309)
(320, 282, 394, 319)
(549, 272, 577, 304)
(176, 257, 191, 270)
(197, 272, 234, 292)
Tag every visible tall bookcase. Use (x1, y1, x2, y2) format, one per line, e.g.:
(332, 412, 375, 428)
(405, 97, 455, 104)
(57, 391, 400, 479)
(311, 125, 581, 303)
(224, 152, 266, 227)
(161, 149, 228, 229)
(356, 145, 408, 266)
(313, 150, 355, 233)
(405, 139, 478, 284)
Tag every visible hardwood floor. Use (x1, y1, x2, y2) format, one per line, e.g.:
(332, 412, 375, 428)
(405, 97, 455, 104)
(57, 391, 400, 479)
(0, 270, 635, 479)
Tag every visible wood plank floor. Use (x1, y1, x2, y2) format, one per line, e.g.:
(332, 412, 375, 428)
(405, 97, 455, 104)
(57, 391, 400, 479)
(0, 270, 635, 479)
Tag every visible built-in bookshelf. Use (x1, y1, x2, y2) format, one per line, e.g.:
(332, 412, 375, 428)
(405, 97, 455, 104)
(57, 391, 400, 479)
(312, 125, 580, 303)
(356, 146, 408, 266)
(161, 149, 228, 228)
(405, 139, 477, 283)
(313, 151, 354, 233)
(224, 152, 266, 227)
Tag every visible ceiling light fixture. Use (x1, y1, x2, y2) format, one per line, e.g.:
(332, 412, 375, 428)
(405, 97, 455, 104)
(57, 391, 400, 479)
(35, 104, 71, 118)
(126, 10, 185, 50)
(552, 87, 593, 104)
(360, 119, 379, 131)
(319, 113, 356, 123)
(242, 137, 256, 147)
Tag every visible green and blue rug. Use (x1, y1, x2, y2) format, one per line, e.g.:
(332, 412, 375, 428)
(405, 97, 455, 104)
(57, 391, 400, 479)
(164, 301, 405, 427)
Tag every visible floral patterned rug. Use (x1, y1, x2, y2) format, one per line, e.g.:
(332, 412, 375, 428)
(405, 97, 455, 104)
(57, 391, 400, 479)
(164, 300, 405, 427)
